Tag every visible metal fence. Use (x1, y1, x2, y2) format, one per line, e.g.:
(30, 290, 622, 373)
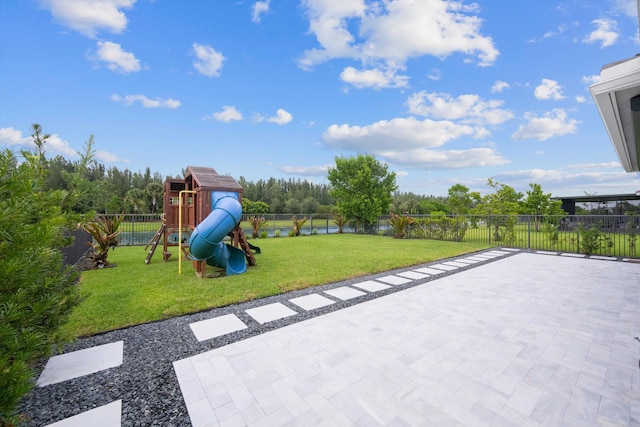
(61, 227, 92, 266)
(378, 214, 639, 258)
(87, 213, 639, 259)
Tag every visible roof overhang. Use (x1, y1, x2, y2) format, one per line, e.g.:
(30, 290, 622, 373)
(589, 55, 640, 172)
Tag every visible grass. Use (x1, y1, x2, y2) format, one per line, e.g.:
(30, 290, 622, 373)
(62, 234, 491, 338)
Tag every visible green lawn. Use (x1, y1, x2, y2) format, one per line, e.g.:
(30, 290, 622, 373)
(62, 234, 491, 338)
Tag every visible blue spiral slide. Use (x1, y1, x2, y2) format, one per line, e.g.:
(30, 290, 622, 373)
(188, 191, 246, 276)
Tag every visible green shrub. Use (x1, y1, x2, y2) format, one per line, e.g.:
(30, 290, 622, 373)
(259, 230, 268, 239)
(409, 216, 468, 242)
(274, 229, 281, 238)
(543, 222, 559, 248)
(0, 147, 81, 423)
(579, 224, 602, 255)
(629, 230, 637, 257)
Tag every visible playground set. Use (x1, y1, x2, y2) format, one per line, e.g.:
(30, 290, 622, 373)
(145, 166, 258, 277)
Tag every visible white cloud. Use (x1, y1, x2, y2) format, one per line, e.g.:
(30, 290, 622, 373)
(280, 164, 331, 176)
(406, 92, 514, 127)
(90, 41, 141, 73)
(512, 109, 579, 141)
(582, 75, 600, 86)
(0, 126, 77, 157)
(427, 69, 442, 81)
(381, 147, 509, 169)
(583, 18, 619, 48)
(566, 161, 621, 169)
(251, 0, 270, 23)
(1, 126, 126, 163)
(610, 0, 638, 18)
(38, 0, 135, 38)
(575, 95, 586, 103)
(494, 164, 638, 193)
(340, 66, 408, 89)
(321, 114, 510, 170)
(192, 43, 225, 77)
(543, 24, 567, 39)
(323, 117, 476, 152)
(111, 94, 180, 109)
(299, 0, 498, 87)
(534, 79, 565, 101)
(491, 81, 510, 93)
(212, 106, 243, 122)
(267, 109, 293, 125)
(0, 127, 30, 147)
(95, 149, 127, 163)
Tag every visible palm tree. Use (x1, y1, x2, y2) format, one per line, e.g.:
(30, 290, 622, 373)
(145, 182, 164, 213)
(125, 188, 146, 214)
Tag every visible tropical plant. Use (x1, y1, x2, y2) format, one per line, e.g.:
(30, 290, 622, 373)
(291, 215, 307, 236)
(332, 210, 346, 233)
(248, 215, 269, 238)
(145, 182, 164, 213)
(389, 212, 415, 239)
(82, 214, 124, 267)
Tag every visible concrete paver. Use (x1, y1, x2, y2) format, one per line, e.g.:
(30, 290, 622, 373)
(190, 314, 248, 342)
(245, 303, 297, 324)
(323, 286, 366, 300)
(37, 341, 124, 387)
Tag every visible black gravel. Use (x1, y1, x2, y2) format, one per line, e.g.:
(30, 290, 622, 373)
(18, 248, 517, 426)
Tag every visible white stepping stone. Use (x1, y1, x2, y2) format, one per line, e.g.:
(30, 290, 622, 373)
(324, 287, 366, 300)
(486, 250, 511, 256)
(590, 255, 617, 261)
(352, 280, 391, 292)
(289, 294, 336, 311)
(37, 341, 123, 387)
(464, 256, 492, 261)
(429, 263, 458, 271)
(500, 248, 521, 252)
(440, 261, 468, 268)
(475, 253, 499, 258)
(414, 267, 445, 275)
(376, 275, 413, 286)
(44, 400, 121, 427)
(245, 303, 297, 324)
(458, 258, 480, 264)
(536, 251, 558, 255)
(561, 253, 586, 258)
(189, 314, 248, 342)
(396, 271, 429, 280)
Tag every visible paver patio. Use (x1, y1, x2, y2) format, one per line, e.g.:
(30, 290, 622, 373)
(174, 252, 640, 426)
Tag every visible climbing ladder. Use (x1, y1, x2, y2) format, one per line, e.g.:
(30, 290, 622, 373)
(145, 225, 165, 264)
(235, 226, 258, 266)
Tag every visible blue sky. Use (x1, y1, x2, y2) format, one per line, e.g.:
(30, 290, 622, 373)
(1, 0, 639, 197)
